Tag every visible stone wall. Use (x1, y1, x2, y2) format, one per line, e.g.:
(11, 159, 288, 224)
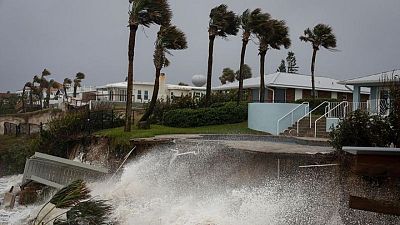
(0, 109, 63, 135)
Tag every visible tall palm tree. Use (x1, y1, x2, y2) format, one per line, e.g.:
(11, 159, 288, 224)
(300, 24, 337, 99)
(73, 72, 85, 98)
(63, 78, 72, 101)
(45, 79, 59, 108)
(205, 4, 239, 107)
(139, 25, 188, 124)
(254, 19, 291, 102)
(125, 0, 172, 132)
(35, 69, 51, 109)
(237, 8, 270, 104)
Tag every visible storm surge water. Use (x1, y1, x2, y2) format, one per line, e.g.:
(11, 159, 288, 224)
(90, 142, 344, 225)
(2, 141, 399, 224)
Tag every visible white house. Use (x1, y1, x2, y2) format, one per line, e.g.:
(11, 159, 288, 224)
(213, 72, 370, 103)
(96, 73, 205, 103)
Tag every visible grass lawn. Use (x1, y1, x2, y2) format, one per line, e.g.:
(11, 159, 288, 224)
(95, 122, 268, 144)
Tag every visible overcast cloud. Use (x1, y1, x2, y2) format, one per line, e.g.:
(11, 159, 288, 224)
(0, 0, 400, 92)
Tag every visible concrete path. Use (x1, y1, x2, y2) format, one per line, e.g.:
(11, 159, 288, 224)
(156, 134, 334, 155)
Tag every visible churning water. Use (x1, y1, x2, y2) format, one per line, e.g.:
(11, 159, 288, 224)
(2, 141, 400, 224)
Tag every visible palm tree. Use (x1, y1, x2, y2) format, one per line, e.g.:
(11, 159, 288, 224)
(139, 25, 188, 125)
(45, 79, 59, 108)
(35, 69, 51, 109)
(35, 180, 112, 225)
(125, 0, 172, 132)
(205, 4, 239, 107)
(73, 72, 85, 98)
(21, 82, 33, 112)
(63, 78, 72, 101)
(237, 8, 270, 104)
(254, 19, 291, 102)
(300, 24, 337, 99)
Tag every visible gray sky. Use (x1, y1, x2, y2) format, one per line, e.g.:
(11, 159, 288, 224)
(1, 0, 400, 92)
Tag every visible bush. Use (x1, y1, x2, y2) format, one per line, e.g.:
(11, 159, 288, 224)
(329, 110, 392, 150)
(37, 110, 124, 157)
(150, 92, 247, 124)
(163, 102, 248, 128)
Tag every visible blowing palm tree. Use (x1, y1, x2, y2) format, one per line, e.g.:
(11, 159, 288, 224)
(63, 78, 72, 101)
(22, 82, 35, 112)
(300, 24, 337, 99)
(237, 8, 270, 104)
(125, 0, 172, 132)
(73, 72, 85, 98)
(139, 25, 188, 124)
(205, 4, 239, 107)
(254, 19, 291, 102)
(45, 79, 59, 108)
(36, 69, 51, 109)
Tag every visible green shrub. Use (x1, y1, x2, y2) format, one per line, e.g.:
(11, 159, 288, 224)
(163, 102, 248, 128)
(329, 110, 392, 150)
(37, 110, 124, 157)
(150, 92, 247, 124)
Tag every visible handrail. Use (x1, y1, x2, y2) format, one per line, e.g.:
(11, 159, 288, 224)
(277, 102, 309, 135)
(314, 101, 348, 138)
(296, 101, 329, 135)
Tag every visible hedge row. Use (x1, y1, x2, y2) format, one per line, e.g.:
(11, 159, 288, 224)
(163, 102, 247, 128)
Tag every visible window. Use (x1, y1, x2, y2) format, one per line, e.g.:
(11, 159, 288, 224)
(144, 90, 149, 100)
(119, 90, 126, 102)
(137, 90, 142, 100)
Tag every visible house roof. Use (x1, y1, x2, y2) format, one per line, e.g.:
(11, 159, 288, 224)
(338, 69, 400, 86)
(97, 81, 205, 91)
(213, 72, 370, 94)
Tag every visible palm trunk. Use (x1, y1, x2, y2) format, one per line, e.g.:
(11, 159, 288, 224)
(46, 89, 50, 108)
(64, 87, 68, 101)
(237, 39, 248, 105)
(22, 87, 26, 112)
(73, 86, 77, 98)
(29, 90, 33, 107)
(311, 48, 318, 99)
(139, 67, 161, 124)
(39, 90, 43, 109)
(125, 24, 138, 132)
(259, 50, 267, 102)
(205, 34, 215, 107)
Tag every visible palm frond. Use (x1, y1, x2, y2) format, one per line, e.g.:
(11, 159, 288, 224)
(209, 4, 239, 37)
(300, 24, 337, 50)
(49, 179, 91, 208)
(42, 69, 51, 77)
(130, 0, 172, 27)
(75, 72, 85, 80)
(54, 200, 113, 225)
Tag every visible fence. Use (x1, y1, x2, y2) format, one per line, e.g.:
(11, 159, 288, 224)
(4, 122, 43, 136)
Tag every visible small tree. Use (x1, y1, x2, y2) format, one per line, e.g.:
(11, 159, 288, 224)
(277, 60, 286, 72)
(286, 51, 299, 73)
(219, 68, 236, 84)
(73, 72, 85, 98)
(63, 78, 72, 100)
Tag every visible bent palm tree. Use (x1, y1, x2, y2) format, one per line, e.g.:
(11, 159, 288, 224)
(237, 8, 270, 104)
(63, 78, 72, 101)
(139, 25, 188, 124)
(254, 19, 291, 102)
(206, 4, 239, 107)
(22, 82, 32, 112)
(45, 79, 59, 107)
(300, 24, 337, 99)
(73, 72, 85, 98)
(36, 69, 51, 109)
(125, 0, 172, 132)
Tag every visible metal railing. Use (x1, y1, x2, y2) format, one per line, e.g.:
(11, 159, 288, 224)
(315, 101, 348, 137)
(296, 101, 329, 135)
(276, 102, 309, 135)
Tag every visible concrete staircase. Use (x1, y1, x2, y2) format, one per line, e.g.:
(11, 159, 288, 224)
(280, 116, 329, 138)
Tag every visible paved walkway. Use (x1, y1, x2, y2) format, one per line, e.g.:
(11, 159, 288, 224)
(155, 134, 334, 155)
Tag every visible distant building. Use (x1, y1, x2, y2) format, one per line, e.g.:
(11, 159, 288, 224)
(96, 73, 206, 103)
(213, 72, 370, 103)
